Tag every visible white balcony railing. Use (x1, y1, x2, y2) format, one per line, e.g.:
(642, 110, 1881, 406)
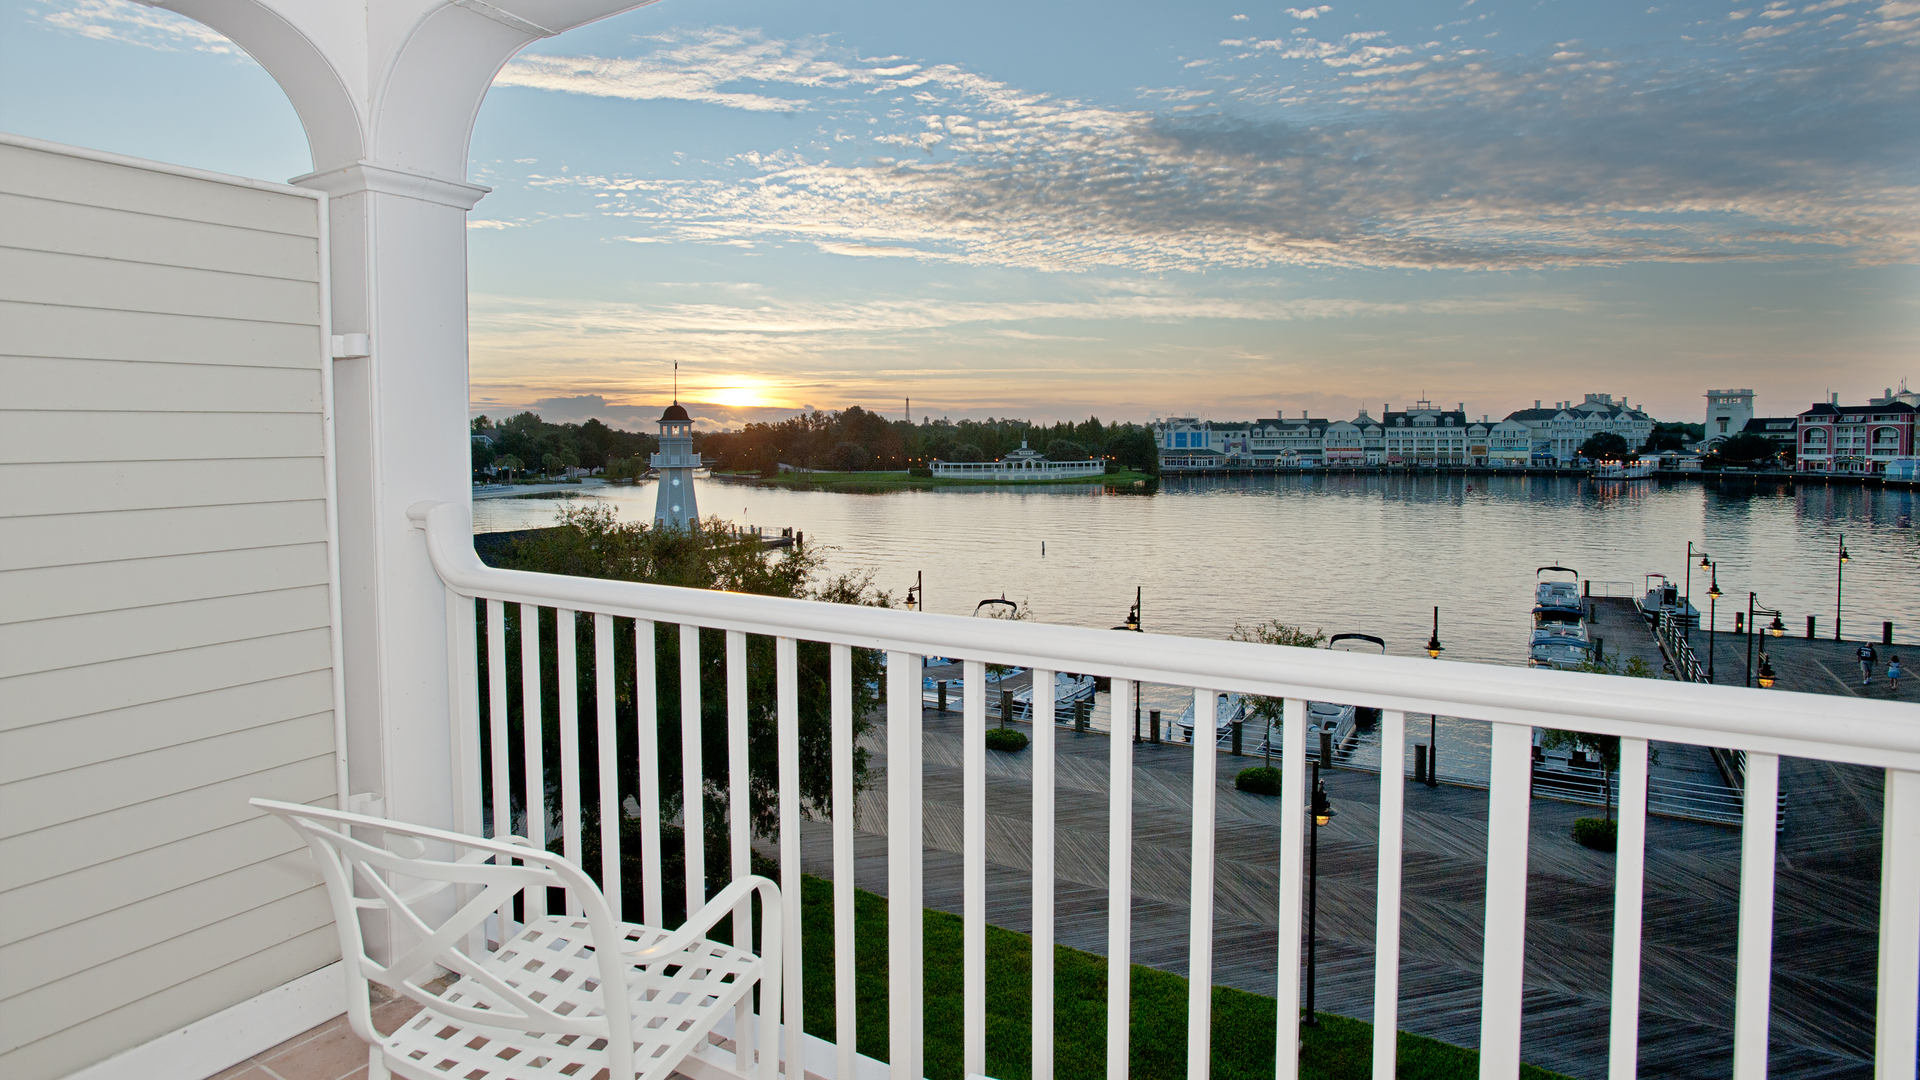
(412, 501, 1920, 1080)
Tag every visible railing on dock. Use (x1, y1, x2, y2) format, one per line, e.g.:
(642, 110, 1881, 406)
(414, 501, 1920, 1080)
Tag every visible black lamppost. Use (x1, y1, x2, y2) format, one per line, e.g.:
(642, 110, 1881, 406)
(1425, 608, 1442, 786)
(905, 570, 923, 612)
(1304, 759, 1334, 1027)
(1746, 593, 1785, 688)
(1835, 535, 1850, 641)
(1705, 565, 1722, 683)
(1685, 542, 1710, 638)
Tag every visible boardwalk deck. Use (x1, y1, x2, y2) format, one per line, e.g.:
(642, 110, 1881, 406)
(789, 704, 1884, 1080)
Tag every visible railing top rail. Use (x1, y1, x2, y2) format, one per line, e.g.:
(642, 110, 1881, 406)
(414, 502, 1920, 770)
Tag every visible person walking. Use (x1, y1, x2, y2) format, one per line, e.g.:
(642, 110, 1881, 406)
(1857, 642, 1878, 685)
(1889, 655, 1903, 693)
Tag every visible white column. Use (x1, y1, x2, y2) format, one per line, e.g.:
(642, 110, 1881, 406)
(314, 168, 487, 839)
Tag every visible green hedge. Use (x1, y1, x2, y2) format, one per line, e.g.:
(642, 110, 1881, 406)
(985, 727, 1030, 753)
(1235, 766, 1281, 796)
(1573, 817, 1618, 852)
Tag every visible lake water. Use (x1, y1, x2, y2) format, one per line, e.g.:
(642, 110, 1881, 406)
(475, 474, 1916, 779)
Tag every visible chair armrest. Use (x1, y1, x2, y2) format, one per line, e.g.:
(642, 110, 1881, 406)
(619, 875, 780, 964)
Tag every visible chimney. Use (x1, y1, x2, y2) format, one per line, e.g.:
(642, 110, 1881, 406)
(1535, 400, 1541, 409)
(1832, 392, 1840, 405)
(1457, 402, 1464, 412)
(1302, 409, 1308, 420)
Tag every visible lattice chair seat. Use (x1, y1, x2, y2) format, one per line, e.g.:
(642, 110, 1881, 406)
(252, 799, 780, 1080)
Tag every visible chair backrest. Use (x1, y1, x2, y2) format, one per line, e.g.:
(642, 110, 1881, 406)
(251, 799, 635, 1076)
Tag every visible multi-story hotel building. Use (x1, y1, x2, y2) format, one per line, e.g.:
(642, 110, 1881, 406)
(1797, 397, 1916, 473)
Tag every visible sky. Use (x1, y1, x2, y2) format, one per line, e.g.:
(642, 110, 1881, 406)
(4, 0, 1917, 430)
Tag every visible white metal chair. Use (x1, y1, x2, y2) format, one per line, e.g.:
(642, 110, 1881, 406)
(252, 798, 780, 1080)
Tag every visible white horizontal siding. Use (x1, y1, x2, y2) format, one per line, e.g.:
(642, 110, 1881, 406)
(0, 502, 328, 572)
(0, 813, 314, 948)
(0, 191, 322, 280)
(0, 411, 324, 463)
(0, 544, 330, 624)
(0, 137, 340, 1080)
(0, 628, 334, 732)
(0, 300, 323, 368)
(0, 458, 328, 518)
(1, 356, 323, 413)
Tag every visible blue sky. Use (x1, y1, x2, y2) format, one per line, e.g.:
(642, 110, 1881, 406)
(4, 0, 1916, 429)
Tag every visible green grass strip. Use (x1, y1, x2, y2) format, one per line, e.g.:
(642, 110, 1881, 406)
(796, 875, 1571, 1080)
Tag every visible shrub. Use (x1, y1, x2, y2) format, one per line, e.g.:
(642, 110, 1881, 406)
(984, 727, 1029, 753)
(1573, 817, 1618, 852)
(1236, 766, 1281, 795)
(909, 465, 933, 478)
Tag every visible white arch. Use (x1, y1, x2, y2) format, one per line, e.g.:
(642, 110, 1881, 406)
(129, 0, 661, 860)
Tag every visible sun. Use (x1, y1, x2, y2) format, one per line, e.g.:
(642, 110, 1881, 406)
(710, 384, 782, 409)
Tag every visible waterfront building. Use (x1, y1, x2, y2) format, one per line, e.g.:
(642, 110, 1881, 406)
(1248, 413, 1329, 466)
(651, 401, 701, 527)
(1487, 418, 1534, 466)
(1740, 416, 1799, 455)
(932, 440, 1105, 479)
(1796, 396, 1917, 474)
(1381, 400, 1472, 465)
(1705, 389, 1756, 445)
(1501, 394, 1654, 464)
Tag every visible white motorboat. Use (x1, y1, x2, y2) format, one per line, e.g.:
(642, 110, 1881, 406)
(1178, 691, 1247, 742)
(1530, 564, 1592, 669)
(1637, 572, 1699, 627)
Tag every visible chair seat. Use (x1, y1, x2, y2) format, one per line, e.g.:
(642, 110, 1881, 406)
(381, 915, 764, 1080)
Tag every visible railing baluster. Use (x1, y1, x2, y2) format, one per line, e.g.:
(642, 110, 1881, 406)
(557, 609, 582, 918)
(1273, 698, 1307, 1080)
(487, 600, 511, 941)
(634, 620, 661, 927)
(727, 631, 754, 1069)
(681, 623, 704, 918)
(1732, 751, 1780, 1080)
(1479, 721, 1532, 1078)
(1108, 678, 1135, 1080)
(1877, 768, 1920, 1080)
(831, 644, 856, 1080)
(520, 604, 546, 922)
(963, 660, 987, 1078)
(727, 631, 752, 936)
(1031, 667, 1057, 1080)
(777, 637, 803, 1080)
(487, 601, 510, 840)
(595, 613, 621, 921)
(450, 593, 484, 840)
(449, 592, 486, 958)
(887, 650, 923, 1080)
(1187, 687, 1217, 1080)
(1609, 737, 1650, 1080)
(1372, 709, 1406, 1077)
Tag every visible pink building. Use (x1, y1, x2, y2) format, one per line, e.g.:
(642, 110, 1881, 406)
(1796, 398, 1916, 473)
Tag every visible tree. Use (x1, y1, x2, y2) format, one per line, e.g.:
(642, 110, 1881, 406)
(827, 441, 871, 472)
(1715, 432, 1779, 466)
(1105, 427, 1160, 475)
(1542, 654, 1655, 823)
(471, 414, 491, 433)
(1043, 439, 1087, 462)
(1577, 431, 1632, 461)
(494, 453, 523, 481)
(486, 503, 889, 902)
(1645, 422, 1700, 452)
(471, 439, 495, 478)
(1228, 621, 1327, 763)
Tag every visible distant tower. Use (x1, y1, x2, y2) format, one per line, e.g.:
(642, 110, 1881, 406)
(652, 401, 700, 528)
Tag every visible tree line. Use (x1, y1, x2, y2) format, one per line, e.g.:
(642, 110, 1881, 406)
(472, 412, 660, 481)
(693, 406, 1161, 475)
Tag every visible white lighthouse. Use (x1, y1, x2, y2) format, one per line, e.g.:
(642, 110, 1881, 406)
(651, 401, 700, 528)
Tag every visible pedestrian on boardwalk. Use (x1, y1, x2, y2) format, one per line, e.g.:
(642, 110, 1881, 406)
(1889, 655, 1903, 692)
(1857, 642, 1878, 685)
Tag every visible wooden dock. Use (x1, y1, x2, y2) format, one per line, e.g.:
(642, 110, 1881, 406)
(791, 705, 1884, 1079)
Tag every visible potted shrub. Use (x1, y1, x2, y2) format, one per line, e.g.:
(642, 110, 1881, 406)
(1235, 766, 1281, 795)
(985, 727, 1028, 753)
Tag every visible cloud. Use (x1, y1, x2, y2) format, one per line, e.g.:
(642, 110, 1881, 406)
(1285, 6, 1333, 18)
(42, 0, 246, 55)
(491, 24, 1917, 274)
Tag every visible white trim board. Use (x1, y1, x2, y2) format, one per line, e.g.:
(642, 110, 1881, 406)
(60, 962, 345, 1080)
